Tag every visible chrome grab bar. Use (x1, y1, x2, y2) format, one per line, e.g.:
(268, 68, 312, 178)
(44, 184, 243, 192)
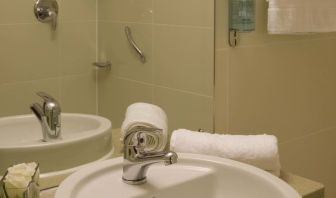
(125, 26, 146, 64)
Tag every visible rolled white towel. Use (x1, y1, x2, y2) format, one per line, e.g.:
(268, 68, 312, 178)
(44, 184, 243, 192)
(121, 103, 168, 150)
(170, 129, 281, 176)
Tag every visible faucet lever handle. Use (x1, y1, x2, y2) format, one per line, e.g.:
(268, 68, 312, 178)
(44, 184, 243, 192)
(37, 91, 58, 103)
(134, 132, 161, 154)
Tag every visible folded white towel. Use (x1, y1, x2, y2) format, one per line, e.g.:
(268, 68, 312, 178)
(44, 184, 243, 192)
(170, 129, 281, 176)
(267, 0, 336, 34)
(121, 103, 168, 151)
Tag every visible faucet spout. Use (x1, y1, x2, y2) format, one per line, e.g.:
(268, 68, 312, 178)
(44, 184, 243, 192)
(122, 151, 178, 185)
(30, 103, 44, 122)
(122, 127, 178, 185)
(163, 151, 178, 165)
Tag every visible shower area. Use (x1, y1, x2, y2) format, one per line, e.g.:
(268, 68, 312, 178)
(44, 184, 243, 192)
(0, 0, 215, 132)
(96, 0, 215, 133)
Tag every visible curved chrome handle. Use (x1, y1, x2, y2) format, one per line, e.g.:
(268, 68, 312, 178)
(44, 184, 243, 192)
(125, 26, 146, 63)
(37, 91, 58, 103)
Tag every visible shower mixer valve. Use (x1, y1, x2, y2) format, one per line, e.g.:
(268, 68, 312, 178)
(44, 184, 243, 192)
(34, 0, 59, 30)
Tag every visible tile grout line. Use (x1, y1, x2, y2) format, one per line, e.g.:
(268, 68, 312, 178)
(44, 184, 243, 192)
(212, 0, 216, 131)
(95, 0, 99, 115)
(115, 76, 213, 99)
(151, 0, 155, 103)
(279, 126, 336, 145)
(212, 0, 217, 132)
(225, 49, 230, 133)
(97, 20, 214, 30)
(56, 18, 62, 104)
(228, 36, 336, 49)
(0, 20, 97, 26)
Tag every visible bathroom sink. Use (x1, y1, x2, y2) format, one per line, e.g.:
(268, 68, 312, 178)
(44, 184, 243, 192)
(55, 153, 300, 198)
(0, 113, 113, 188)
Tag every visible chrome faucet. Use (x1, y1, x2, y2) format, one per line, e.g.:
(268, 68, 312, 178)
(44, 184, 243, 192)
(30, 92, 61, 142)
(122, 126, 178, 185)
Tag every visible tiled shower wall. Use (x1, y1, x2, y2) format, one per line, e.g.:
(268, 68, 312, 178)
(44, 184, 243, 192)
(1, 0, 214, 156)
(215, 0, 336, 197)
(0, 0, 97, 116)
(97, 0, 215, 134)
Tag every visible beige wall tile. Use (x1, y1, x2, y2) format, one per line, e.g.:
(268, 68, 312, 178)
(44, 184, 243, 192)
(215, 0, 336, 194)
(0, 0, 97, 117)
(153, 0, 214, 27)
(214, 49, 229, 133)
(97, 0, 215, 132)
(0, 78, 60, 117)
(152, 25, 214, 96)
(0, 0, 36, 24)
(0, 24, 59, 84)
(98, 0, 152, 23)
(31, 78, 60, 101)
(0, 82, 35, 117)
(58, 0, 97, 22)
(280, 129, 336, 198)
(98, 22, 152, 83)
(215, 0, 229, 49)
(59, 22, 96, 75)
(225, 39, 336, 142)
(60, 74, 97, 114)
(98, 75, 153, 128)
(153, 87, 214, 133)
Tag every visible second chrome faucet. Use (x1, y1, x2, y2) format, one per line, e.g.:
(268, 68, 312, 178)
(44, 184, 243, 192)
(31, 92, 61, 142)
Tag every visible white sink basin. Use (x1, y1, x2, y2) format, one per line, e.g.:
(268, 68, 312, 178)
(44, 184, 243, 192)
(0, 113, 113, 188)
(55, 153, 300, 198)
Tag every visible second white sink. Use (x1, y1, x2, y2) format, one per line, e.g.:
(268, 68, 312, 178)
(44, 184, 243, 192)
(0, 113, 113, 188)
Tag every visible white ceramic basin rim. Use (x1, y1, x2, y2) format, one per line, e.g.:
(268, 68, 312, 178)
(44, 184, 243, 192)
(0, 113, 111, 149)
(0, 113, 113, 183)
(55, 153, 301, 198)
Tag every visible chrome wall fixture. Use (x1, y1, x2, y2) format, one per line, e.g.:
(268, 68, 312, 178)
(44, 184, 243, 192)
(34, 0, 59, 30)
(92, 61, 111, 70)
(228, 0, 256, 47)
(228, 29, 239, 47)
(93, 26, 146, 69)
(125, 26, 146, 64)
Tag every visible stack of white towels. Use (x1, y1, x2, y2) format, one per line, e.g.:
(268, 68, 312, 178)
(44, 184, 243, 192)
(267, 0, 336, 34)
(121, 103, 281, 177)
